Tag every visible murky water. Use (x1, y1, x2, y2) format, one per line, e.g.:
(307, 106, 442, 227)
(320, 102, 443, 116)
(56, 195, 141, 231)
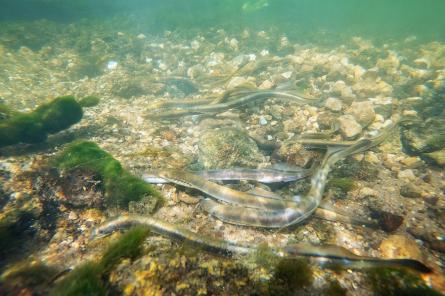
(1, 1, 444, 295)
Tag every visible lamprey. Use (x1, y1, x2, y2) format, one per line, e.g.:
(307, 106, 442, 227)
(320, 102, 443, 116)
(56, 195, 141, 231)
(147, 89, 318, 119)
(142, 170, 302, 210)
(93, 215, 432, 273)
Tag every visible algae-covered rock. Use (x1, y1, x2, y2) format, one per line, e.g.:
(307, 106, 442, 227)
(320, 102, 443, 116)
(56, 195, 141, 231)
(423, 149, 445, 168)
(0, 96, 83, 148)
(198, 128, 263, 169)
(401, 118, 445, 155)
(53, 141, 163, 209)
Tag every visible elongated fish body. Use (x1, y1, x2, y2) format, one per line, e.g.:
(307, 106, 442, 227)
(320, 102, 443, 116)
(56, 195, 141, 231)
(201, 138, 376, 228)
(281, 243, 432, 273)
(148, 90, 317, 118)
(93, 215, 252, 255)
(153, 170, 302, 210)
(192, 167, 311, 183)
(94, 215, 431, 274)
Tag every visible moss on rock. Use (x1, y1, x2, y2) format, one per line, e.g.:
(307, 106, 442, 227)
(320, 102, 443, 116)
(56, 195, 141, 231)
(0, 96, 84, 148)
(53, 140, 163, 209)
(52, 227, 150, 296)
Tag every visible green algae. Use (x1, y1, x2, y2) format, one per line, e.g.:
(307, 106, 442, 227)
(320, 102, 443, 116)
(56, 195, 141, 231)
(0, 210, 36, 261)
(51, 262, 106, 296)
(324, 280, 347, 296)
(99, 226, 150, 274)
(79, 95, 100, 108)
(327, 177, 356, 192)
(0, 96, 83, 148)
(268, 258, 313, 295)
(53, 140, 163, 209)
(367, 267, 441, 296)
(1, 261, 59, 293)
(52, 227, 150, 296)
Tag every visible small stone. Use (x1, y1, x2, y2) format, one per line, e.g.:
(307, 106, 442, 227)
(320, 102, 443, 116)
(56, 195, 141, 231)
(259, 116, 267, 126)
(397, 169, 416, 181)
(400, 156, 423, 168)
(359, 187, 378, 197)
(376, 211, 404, 232)
(348, 101, 375, 126)
(423, 149, 445, 168)
(379, 235, 423, 262)
(338, 115, 362, 139)
(400, 184, 422, 198)
(136, 33, 146, 40)
(68, 211, 78, 220)
(324, 97, 342, 111)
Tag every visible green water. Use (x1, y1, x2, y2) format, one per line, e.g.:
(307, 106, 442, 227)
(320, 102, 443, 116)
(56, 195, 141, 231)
(1, 0, 445, 41)
(1, 1, 445, 295)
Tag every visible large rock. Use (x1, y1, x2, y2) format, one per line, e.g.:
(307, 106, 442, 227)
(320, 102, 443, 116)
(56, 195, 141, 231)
(347, 101, 375, 126)
(337, 115, 362, 139)
(198, 128, 264, 169)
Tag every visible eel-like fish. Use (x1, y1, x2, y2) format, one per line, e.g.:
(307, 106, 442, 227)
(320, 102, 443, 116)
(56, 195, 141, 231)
(143, 169, 302, 210)
(93, 214, 432, 273)
(200, 121, 397, 228)
(190, 166, 312, 183)
(147, 89, 318, 119)
(200, 138, 377, 228)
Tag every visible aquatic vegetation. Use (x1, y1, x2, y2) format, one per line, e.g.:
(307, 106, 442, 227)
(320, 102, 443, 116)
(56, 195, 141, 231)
(51, 262, 106, 296)
(327, 177, 356, 193)
(0, 96, 83, 148)
(79, 95, 100, 107)
(98, 226, 150, 274)
(52, 227, 150, 296)
(324, 280, 347, 296)
(268, 258, 313, 295)
(0, 210, 36, 262)
(367, 267, 441, 296)
(0, 261, 58, 293)
(53, 141, 163, 209)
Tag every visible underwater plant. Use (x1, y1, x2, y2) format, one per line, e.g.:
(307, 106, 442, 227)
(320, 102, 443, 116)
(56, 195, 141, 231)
(0, 96, 84, 148)
(53, 140, 163, 209)
(51, 226, 150, 296)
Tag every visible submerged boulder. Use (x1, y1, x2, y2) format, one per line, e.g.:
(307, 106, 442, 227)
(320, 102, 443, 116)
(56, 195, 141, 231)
(198, 128, 264, 169)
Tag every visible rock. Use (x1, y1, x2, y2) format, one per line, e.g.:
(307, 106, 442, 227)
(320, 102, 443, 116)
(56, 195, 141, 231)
(337, 115, 362, 139)
(226, 76, 254, 90)
(198, 128, 263, 169)
(397, 169, 416, 181)
(423, 149, 445, 168)
(400, 118, 445, 155)
(359, 187, 378, 197)
(379, 235, 423, 262)
(347, 101, 375, 126)
(274, 141, 320, 167)
(377, 211, 404, 232)
(324, 97, 342, 111)
(400, 184, 422, 198)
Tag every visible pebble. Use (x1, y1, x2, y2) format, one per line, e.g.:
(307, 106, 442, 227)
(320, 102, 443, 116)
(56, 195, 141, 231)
(259, 116, 268, 125)
(379, 234, 423, 262)
(348, 101, 375, 126)
(338, 115, 362, 138)
(397, 169, 416, 181)
(400, 184, 422, 198)
(324, 97, 342, 111)
(359, 187, 379, 197)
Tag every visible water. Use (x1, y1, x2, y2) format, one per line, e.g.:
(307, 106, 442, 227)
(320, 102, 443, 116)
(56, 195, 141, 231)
(1, 1, 445, 295)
